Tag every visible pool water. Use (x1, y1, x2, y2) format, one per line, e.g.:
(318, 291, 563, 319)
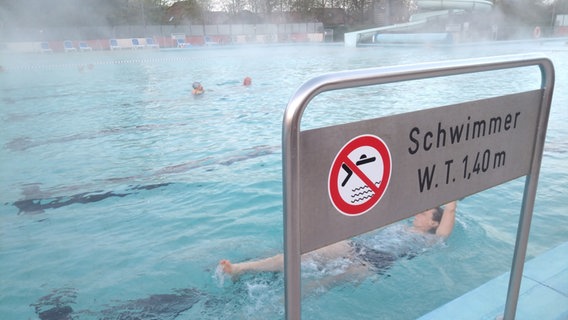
(1, 42, 567, 319)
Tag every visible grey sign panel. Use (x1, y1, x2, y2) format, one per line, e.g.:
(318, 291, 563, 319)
(298, 90, 541, 254)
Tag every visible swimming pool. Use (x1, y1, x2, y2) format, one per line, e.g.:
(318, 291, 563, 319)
(1, 42, 567, 319)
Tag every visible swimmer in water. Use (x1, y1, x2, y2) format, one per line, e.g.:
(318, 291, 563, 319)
(219, 201, 456, 280)
(192, 82, 204, 95)
(242, 77, 252, 86)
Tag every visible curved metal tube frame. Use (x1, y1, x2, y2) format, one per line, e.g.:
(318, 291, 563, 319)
(282, 53, 554, 320)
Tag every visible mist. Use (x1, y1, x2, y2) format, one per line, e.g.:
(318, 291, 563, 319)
(1, 0, 564, 44)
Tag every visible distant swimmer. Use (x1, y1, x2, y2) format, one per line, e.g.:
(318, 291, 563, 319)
(242, 77, 252, 86)
(192, 82, 204, 95)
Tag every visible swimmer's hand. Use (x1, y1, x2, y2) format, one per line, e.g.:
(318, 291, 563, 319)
(219, 259, 243, 276)
(219, 260, 235, 275)
(218, 260, 242, 282)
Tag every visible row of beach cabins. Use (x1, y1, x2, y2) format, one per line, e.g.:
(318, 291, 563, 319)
(14, 32, 324, 54)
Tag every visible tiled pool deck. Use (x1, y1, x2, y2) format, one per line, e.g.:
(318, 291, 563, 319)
(419, 241, 568, 320)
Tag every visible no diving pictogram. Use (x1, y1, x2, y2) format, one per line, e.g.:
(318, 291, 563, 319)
(328, 135, 392, 216)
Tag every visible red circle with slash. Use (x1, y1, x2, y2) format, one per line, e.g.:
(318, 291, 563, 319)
(328, 134, 392, 216)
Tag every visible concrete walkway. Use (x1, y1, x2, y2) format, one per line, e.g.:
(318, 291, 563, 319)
(419, 241, 568, 320)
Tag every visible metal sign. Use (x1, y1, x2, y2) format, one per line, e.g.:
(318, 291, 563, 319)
(282, 54, 554, 320)
(300, 90, 540, 254)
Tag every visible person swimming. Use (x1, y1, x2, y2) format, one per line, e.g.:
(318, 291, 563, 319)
(219, 201, 456, 281)
(192, 82, 204, 95)
(242, 77, 252, 86)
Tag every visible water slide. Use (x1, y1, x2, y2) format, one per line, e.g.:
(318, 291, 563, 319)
(416, 0, 492, 11)
(344, 0, 493, 47)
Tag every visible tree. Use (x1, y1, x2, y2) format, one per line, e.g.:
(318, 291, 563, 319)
(223, 0, 247, 14)
(498, 0, 558, 26)
(169, 0, 206, 23)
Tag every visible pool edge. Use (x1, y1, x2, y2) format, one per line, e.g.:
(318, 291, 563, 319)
(418, 241, 568, 320)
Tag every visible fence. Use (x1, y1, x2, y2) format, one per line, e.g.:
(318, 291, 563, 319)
(0, 23, 324, 42)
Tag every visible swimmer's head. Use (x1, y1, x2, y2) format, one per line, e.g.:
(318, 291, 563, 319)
(432, 207, 443, 225)
(192, 82, 202, 89)
(413, 207, 443, 234)
(243, 77, 252, 86)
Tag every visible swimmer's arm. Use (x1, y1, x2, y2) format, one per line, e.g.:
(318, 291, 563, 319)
(436, 201, 457, 238)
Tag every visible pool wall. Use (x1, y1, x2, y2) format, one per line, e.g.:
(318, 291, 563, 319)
(0, 22, 325, 53)
(419, 241, 568, 320)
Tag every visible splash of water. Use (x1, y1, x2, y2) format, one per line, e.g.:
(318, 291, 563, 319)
(213, 263, 228, 287)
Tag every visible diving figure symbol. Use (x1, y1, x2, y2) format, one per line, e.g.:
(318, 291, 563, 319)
(341, 154, 376, 187)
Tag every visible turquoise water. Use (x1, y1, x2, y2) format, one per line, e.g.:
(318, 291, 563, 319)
(1, 42, 567, 319)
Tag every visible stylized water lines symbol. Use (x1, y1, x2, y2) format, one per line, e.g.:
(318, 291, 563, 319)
(350, 181, 381, 203)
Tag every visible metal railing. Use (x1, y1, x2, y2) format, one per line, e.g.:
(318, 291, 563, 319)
(282, 53, 554, 319)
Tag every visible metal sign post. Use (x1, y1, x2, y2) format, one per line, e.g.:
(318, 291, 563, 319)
(282, 54, 554, 320)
